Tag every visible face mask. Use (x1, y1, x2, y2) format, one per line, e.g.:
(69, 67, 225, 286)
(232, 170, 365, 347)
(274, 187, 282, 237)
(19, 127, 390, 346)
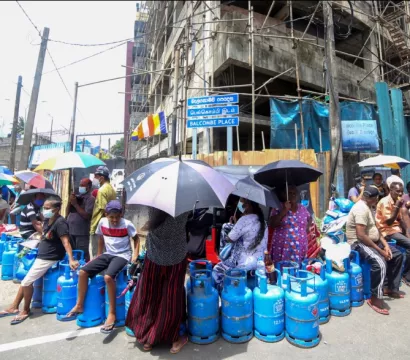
(92, 179, 100, 188)
(237, 202, 245, 213)
(79, 187, 87, 195)
(34, 199, 45, 207)
(42, 208, 54, 219)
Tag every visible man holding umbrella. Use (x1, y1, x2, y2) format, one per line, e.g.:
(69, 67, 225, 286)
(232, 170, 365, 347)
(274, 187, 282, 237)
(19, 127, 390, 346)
(90, 166, 116, 258)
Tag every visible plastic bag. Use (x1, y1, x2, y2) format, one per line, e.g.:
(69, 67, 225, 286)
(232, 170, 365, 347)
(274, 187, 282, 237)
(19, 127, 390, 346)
(219, 242, 233, 261)
(334, 198, 354, 213)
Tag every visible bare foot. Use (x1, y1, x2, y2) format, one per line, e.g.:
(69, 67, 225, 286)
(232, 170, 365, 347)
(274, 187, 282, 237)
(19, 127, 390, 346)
(0, 307, 19, 318)
(104, 313, 116, 327)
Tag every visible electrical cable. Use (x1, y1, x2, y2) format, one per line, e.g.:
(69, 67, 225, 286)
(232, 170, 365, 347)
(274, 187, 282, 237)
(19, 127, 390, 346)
(42, 41, 128, 75)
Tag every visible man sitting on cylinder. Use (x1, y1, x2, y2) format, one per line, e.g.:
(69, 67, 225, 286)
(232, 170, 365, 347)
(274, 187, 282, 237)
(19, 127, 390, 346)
(346, 185, 403, 315)
(65, 200, 139, 334)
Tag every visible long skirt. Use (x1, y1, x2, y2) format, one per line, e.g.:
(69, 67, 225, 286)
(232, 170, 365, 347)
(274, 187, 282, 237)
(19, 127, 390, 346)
(125, 256, 187, 345)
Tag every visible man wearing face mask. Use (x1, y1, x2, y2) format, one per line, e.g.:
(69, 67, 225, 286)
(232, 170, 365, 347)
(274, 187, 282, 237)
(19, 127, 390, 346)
(89, 166, 116, 258)
(19, 193, 45, 239)
(66, 178, 95, 261)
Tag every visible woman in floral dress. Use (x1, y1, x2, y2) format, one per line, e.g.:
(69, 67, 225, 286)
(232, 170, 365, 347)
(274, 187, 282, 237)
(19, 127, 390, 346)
(269, 185, 311, 264)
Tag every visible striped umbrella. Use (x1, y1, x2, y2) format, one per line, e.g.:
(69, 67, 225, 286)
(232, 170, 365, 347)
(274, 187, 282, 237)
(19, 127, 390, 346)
(0, 173, 18, 186)
(14, 171, 53, 189)
(122, 157, 235, 217)
(34, 152, 105, 171)
(358, 155, 410, 169)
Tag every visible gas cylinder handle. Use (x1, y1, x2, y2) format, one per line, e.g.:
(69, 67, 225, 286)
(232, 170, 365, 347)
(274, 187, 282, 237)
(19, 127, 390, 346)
(350, 250, 360, 266)
(275, 268, 282, 288)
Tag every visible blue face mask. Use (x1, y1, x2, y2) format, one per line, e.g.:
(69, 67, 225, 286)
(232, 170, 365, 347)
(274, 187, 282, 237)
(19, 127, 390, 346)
(79, 187, 87, 195)
(237, 202, 245, 213)
(34, 199, 45, 207)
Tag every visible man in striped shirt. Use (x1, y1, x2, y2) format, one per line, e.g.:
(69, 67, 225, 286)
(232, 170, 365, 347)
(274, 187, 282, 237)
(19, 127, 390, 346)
(19, 193, 45, 239)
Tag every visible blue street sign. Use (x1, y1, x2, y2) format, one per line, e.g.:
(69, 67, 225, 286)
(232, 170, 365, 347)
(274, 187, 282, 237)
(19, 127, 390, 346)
(187, 117, 239, 129)
(187, 93, 239, 107)
(187, 105, 239, 118)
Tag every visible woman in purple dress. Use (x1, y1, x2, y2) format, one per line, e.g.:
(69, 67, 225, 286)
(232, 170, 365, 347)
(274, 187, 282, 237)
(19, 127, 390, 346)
(269, 185, 311, 264)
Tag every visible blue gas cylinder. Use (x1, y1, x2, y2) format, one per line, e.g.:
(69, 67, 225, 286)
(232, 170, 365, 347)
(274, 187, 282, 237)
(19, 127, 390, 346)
(125, 285, 136, 337)
(77, 275, 105, 328)
(325, 258, 351, 317)
(1, 241, 18, 280)
(16, 249, 38, 281)
(56, 265, 78, 321)
(187, 269, 219, 344)
(42, 262, 60, 314)
(0, 233, 10, 264)
(186, 260, 213, 290)
(32, 277, 43, 308)
(105, 268, 127, 327)
(221, 269, 253, 343)
(276, 261, 299, 290)
(302, 259, 330, 324)
(253, 269, 285, 343)
(12, 242, 25, 284)
(285, 270, 320, 348)
(349, 250, 364, 307)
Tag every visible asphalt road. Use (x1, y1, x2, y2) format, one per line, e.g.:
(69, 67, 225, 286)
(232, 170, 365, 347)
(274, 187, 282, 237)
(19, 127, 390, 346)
(0, 277, 409, 360)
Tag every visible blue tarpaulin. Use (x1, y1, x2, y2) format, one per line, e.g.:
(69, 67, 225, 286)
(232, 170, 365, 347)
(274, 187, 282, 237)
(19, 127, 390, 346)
(270, 98, 378, 153)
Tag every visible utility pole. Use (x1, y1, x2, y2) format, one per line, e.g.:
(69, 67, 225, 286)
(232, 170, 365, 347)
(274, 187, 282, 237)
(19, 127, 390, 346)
(49, 115, 53, 143)
(323, 1, 345, 195)
(169, 46, 179, 156)
(19, 27, 49, 170)
(10, 76, 22, 172)
(70, 82, 79, 151)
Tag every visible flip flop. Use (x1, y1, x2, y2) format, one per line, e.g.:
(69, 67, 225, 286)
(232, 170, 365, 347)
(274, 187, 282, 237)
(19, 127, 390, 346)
(367, 299, 389, 315)
(170, 336, 188, 354)
(61, 311, 83, 322)
(10, 313, 31, 325)
(402, 277, 410, 287)
(0, 309, 19, 318)
(100, 323, 115, 335)
(384, 291, 405, 299)
(143, 344, 153, 352)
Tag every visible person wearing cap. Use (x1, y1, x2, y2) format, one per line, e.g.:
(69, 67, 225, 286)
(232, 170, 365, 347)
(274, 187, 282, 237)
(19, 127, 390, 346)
(346, 185, 404, 315)
(89, 166, 116, 258)
(66, 178, 95, 261)
(376, 180, 410, 287)
(65, 200, 139, 334)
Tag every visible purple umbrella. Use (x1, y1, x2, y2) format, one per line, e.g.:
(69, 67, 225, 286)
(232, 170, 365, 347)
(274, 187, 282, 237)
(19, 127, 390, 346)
(122, 157, 234, 217)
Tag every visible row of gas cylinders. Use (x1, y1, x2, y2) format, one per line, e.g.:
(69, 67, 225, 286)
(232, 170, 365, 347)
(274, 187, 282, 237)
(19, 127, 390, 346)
(187, 252, 365, 349)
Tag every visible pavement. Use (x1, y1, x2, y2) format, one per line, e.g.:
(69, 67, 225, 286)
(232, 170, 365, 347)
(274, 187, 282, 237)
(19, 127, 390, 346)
(0, 277, 409, 360)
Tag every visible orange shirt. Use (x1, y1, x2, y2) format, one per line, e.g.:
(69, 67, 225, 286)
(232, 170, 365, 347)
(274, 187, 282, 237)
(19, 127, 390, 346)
(375, 195, 402, 237)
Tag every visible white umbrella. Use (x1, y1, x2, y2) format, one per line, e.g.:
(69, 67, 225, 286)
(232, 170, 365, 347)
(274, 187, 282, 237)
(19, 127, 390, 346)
(358, 155, 410, 169)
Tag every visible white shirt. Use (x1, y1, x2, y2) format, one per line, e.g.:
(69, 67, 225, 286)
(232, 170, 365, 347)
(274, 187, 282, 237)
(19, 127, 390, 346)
(96, 218, 137, 261)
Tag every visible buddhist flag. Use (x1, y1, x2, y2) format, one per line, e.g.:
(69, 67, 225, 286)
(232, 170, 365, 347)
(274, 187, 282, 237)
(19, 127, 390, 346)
(131, 111, 168, 141)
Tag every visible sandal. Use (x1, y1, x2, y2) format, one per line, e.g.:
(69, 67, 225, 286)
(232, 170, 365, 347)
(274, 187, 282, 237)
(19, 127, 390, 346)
(62, 311, 83, 322)
(367, 299, 389, 315)
(384, 290, 405, 299)
(170, 336, 188, 354)
(10, 313, 31, 325)
(0, 309, 19, 318)
(100, 323, 115, 335)
(143, 344, 153, 352)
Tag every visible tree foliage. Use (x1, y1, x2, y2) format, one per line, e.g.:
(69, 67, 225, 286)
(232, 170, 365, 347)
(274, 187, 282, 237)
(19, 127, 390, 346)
(17, 117, 25, 135)
(110, 137, 124, 157)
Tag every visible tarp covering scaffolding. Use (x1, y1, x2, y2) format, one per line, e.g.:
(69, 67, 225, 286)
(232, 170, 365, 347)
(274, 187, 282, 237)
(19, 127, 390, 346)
(269, 98, 378, 153)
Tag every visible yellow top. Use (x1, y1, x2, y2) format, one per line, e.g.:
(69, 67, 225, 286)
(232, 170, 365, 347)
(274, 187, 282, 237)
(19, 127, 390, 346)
(90, 182, 117, 234)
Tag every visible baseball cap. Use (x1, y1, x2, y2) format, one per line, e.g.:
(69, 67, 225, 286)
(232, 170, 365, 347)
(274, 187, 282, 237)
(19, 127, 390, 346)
(95, 166, 110, 177)
(106, 200, 122, 213)
(363, 185, 380, 198)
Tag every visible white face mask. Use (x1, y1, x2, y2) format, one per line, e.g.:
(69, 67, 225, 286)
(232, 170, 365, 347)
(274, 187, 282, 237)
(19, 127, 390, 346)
(92, 179, 100, 188)
(42, 208, 54, 219)
(79, 187, 87, 195)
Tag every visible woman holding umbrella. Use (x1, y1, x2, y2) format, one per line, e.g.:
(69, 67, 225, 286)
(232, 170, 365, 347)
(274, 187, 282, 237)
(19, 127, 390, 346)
(269, 185, 312, 264)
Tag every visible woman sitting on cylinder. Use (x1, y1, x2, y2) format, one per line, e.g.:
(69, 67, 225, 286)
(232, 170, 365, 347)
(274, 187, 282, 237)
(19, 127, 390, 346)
(269, 185, 311, 264)
(212, 197, 268, 292)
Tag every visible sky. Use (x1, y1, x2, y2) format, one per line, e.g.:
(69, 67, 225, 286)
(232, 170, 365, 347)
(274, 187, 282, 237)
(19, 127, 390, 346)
(0, 1, 136, 149)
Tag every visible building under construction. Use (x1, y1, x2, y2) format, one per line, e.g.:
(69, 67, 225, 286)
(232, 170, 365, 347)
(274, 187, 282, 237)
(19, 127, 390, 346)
(127, 1, 410, 164)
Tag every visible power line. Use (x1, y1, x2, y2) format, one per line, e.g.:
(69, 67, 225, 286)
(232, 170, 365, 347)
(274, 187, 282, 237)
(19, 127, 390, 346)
(15, 1, 42, 37)
(47, 37, 134, 47)
(42, 41, 129, 75)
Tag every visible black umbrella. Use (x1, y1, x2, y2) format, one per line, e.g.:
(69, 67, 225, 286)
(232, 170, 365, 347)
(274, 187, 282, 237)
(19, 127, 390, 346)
(233, 176, 280, 208)
(17, 188, 61, 205)
(254, 160, 323, 188)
